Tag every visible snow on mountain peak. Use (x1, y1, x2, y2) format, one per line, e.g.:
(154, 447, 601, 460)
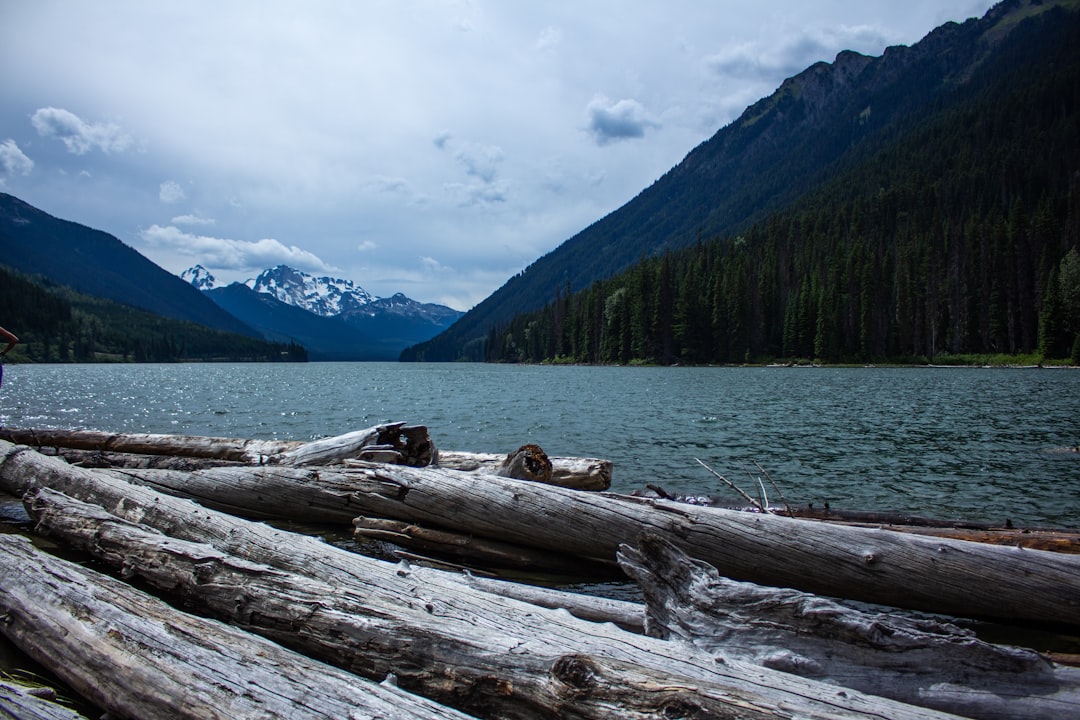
(181, 265, 216, 290)
(244, 264, 375, 317)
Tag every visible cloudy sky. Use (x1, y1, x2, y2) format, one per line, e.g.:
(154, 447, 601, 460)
(1, 0, 993, 310)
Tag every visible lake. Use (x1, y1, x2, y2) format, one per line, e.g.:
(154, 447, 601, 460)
(2, 362, 1078, 527)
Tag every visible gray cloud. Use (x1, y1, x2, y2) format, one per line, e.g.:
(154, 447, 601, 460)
(0, 139, 33, 181)
(30, 107, 132, 155)
(585, 96, 660, 146)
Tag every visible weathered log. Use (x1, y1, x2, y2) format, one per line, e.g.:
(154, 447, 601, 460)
(271, 422, 436, 466)
(92, 455, 1080, 627)
(0, 423, 435, 467)
(0, 443, 962, 720)
(0, 426, 293, 462)
(0, 679, 86, 720)
(436, 449, 612, 490)
(0, 533, 478, 720)
(822, 522, 1080, 554)
(2, 425, 610, 488)
(455, 574, 645, 633)
(496, 443, 553, 482)
(618, 533, 1080, 720)
(354, 515, 617, 577)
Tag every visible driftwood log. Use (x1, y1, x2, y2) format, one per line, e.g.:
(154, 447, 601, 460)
(0, 442, 962, 720)
(0, 679, 86, 720)
(0, 422, 432, 467)
(2, 425, 611, 489)
(354, 515, 617, 577)
(0, 533, 478, 720)
(89, 454, 1080, 628)
(618, 534, 1080, 720)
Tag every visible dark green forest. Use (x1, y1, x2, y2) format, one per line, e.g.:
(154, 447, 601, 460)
(481, 8, 1080, 366)
(0, 265, 307, 363)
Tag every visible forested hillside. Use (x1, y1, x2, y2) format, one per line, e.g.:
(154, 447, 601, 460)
(404, 0, 1080, 363)
(481, 4, 1080, 365)
(0, 266, 306, 363)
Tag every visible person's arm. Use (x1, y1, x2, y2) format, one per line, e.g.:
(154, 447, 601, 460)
(0, 326, 19, 356)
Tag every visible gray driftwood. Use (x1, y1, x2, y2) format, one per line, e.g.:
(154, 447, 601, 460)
(0, 442, 961, 720)
(354, 515, 616, 577)
(618, 534, 1080, 720)
(0, 680, 86, 720)
(0, 533, 477, 720)
(436, 449, 612, 490)
(2, 424, 611, 489)
(0, 422, 434, 467)
(94, 455, 1080, 627)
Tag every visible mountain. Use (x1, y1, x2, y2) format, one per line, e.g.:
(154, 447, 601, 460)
(245, 265, 375, 317)
(188, 264, 464, 360)
(0, 194, 257, 338)
(404, 0, 1077, 361)
(204, 283, 389, 361)
(475, 0, 1080, 365)
(181, 265, 216, 291)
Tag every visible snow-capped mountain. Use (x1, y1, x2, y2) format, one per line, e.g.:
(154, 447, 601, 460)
(180, 264, 217, 291)
(245, 265, 375, 317)
(180, 264, 463, 360)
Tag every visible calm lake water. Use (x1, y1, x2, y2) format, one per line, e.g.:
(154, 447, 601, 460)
(2, 362, 1078, 527)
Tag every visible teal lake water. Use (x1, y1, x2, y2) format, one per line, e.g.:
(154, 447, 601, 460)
(2, 362, 1078, 527)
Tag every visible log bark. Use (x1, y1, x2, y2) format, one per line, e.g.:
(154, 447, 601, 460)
(0, 442, 961, 720)
(0, 533, 477, 720)
(95, 455, 1080, 627)
(618, 534, 1080, 720)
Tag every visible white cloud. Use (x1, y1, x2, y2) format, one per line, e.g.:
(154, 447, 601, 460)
(356, 240, 378, 252)
(171, 213, 215, 226)
(159, 180, 186, 204)
(585, 96, 660, 146)
(0, 139, 33, 180)
(705, 24, 891, 82)
(140, 224, 337, 274)
(30, 107, 131, 155)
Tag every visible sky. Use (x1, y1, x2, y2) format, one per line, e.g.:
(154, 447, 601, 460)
(1, 0, 995, 310)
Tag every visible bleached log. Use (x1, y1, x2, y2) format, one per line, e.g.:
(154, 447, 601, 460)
(618, 533, 1080, 720)
(0, 534, 477, 720)
(271, 422, 436, 467)
(93, 455, 1080, 627)
(0, 679, 86, 720)
(0, 426, 293, 462)
(456, 574, 646, 633)
(354, 515, 616, 577)
(3, 425, 611, 488)
(436, 450, 612, 490)
(0, 442, 962, 720)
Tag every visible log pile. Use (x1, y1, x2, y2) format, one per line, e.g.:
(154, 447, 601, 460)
(1, 424, 1078, 720)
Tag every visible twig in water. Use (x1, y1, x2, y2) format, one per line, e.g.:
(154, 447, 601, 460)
(755, 461, 793, 517)
(695, 458, 766, 512)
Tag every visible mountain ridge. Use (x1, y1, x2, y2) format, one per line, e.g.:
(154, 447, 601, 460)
(404, 0, 1062, 361)
(183, 263, 464, 360)
(0, 193, 257, 337)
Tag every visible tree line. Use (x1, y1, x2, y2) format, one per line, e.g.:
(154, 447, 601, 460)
(0, 265, 307, 363)
(486, 192, 1079, 366)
